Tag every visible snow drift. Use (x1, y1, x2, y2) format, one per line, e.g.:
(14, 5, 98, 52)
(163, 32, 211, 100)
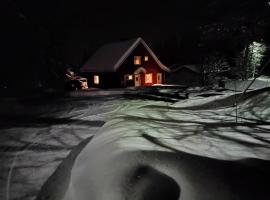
(36, 88, 270, 200)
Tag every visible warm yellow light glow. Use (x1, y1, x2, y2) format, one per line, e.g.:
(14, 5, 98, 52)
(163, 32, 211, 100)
(145, 73, 152, 83)
(94, 75, 99, 84)
(125, 74, 133, 80)
(134, 56, 141, 65)
(144, 56, 149, 61)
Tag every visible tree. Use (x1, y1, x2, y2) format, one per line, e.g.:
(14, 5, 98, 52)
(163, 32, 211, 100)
(198, 1, 270, 80)
(234, 41, 267, 79)
(202, 53, 230, 86)
(247, 41, 267, 78)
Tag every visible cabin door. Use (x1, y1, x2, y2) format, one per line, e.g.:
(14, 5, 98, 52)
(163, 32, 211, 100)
(134, 74, 141, 87)
(157, 73, 162, 84)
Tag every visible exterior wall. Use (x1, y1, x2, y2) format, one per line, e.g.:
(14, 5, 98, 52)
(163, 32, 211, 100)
(82, 72, 121, 88)
(81, 43, 167, 88)
(117, 43, 165, 87)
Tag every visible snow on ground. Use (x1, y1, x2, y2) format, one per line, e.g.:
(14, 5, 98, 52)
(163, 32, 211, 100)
(1, 87, 270, 200)
(61, 87, 270, 200)
(225, 76, 270, 91)
(0, 92, 125, 200)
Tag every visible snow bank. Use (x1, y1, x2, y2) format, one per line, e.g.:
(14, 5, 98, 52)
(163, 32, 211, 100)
(235, 88, 270, 121)
(68, 89, 127, 97)
(0, 94, 122, 200)
(225, 77, 270, 91)
(172, 87, 270, 119)
(60, 88, 270, 200)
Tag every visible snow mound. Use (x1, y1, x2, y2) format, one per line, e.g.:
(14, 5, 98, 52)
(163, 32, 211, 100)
(33, 88, 270, 200)
(58, 88, 270, 200)
(225, 78, 270, 91)
(173, 87, 270, 114)
(61, 137, 270, 200)
(236, 88, 270, 121)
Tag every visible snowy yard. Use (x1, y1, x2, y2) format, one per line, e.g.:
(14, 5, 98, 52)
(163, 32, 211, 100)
(1, 87, 270, 200)
(0, 91, 124, 200)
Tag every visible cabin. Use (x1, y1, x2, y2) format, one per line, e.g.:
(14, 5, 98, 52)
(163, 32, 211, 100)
(167, 65, 202, 86)
(81, 37, 170, 88)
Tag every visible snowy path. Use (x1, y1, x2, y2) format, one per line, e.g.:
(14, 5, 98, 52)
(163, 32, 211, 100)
(61, 88, 270, 200)
(1, 88, 270, 200)
(0, 93, 124, 200)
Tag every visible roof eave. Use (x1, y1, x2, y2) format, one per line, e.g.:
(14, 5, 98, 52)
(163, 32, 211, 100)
(113, 37, 171, 72)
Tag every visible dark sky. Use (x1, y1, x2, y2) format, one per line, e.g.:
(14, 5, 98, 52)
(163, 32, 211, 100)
(2, 0, 270, 65)
(11, 0, 206, 43)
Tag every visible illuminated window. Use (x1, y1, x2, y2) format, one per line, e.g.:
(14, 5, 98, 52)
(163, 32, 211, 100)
(125, 75, 133, 80)
(145, 73, 152, 83)
(144, 56, 149, 61)
(94, 75, 99, 84)
(134, 56, 141, 65)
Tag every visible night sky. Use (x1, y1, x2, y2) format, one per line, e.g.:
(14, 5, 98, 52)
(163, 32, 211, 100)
(1, 0, 270, 88)
(2, 0, 207, 61)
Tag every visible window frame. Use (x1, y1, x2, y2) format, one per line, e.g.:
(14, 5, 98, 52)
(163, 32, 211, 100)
(125, 74, 133, 81)
(94, 75, 99, 84)
(157, 73, 162, 84)
(128, 75, 133, 80)
(134, 56, 142, 65)
(145, 73, 153, 84)
(144, 56, 149, 61)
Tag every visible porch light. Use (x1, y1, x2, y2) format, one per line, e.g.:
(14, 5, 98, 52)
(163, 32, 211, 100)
(128, 75, 133, 80)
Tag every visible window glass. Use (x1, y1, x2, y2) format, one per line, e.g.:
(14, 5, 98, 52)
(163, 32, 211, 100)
(94, 75, 99, 84)
(145, 73, 152, 83)
(125, 75, 133, 80)
(134, 56, 141, 65)
(144, 56, 149, 61)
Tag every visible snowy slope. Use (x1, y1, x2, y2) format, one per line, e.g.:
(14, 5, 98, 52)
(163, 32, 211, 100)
(61, 88, 270, 200)
(225, 77, 270, 91)
(0, 94, 123, 200)
(2, 88, 270, 200)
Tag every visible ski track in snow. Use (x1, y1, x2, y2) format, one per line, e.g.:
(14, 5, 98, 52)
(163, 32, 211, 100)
(1, 88, 270, 200)
(0, 95, 123, 200)
(62, 88, 270, 200)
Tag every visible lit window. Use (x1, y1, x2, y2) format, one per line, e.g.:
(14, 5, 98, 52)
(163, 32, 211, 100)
(134, 56, 141, 65)
(94, 75, 99, 84)
(144, 56, 149, 61)
(125, 75, 133, 80)
(145, 73, 152, 83)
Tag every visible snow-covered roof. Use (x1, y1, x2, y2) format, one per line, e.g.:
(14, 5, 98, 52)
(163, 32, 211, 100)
(170, 64, 201, 74)
(81, 37, 170, 72)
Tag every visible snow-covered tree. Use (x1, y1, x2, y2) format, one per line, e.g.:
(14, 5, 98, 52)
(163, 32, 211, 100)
(247, 41, 267, 78)
(234, 41, 267, 79)
(202, 53, 230, 86)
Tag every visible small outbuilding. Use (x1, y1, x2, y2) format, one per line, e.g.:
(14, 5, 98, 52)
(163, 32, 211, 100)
(167, 64, 202, 86)
(81, 37, 170, 88)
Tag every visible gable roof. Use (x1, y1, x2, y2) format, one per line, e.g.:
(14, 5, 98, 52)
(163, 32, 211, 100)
(81, 37, 170, 73)
(170, 64, 201, 74)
